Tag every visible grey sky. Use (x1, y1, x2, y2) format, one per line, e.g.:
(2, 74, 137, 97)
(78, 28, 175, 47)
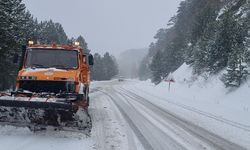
(23, 0, 181, 55)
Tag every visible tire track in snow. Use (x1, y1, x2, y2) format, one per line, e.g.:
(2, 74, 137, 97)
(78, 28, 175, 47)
(115, 90, 210, 150)
(89, 91, 135, 150)
(96, 89, 154, 150)
(130, 85, 250, 132)
(114, 89, 188, 150)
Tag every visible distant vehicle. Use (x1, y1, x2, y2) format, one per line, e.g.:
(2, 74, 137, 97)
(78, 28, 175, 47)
(118, 76, 125, 82)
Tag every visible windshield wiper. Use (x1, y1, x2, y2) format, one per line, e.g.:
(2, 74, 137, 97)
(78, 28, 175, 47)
(31, 64, 46, 68)
(50, 65, 68, 69)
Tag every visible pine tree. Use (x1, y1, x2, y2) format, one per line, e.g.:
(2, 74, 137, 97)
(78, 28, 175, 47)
(209, 9, 238, 73)
(222, 15, 249, 87)
(0, 0, 26, 90)
(244, 2, 250, 65)
(91, 52, 118, 81)
(91, 53, 104, 80)
(55, 23, 68, 44)
(138, 56, 151, 80)
(102, 52, 118, 80)
(20, 11, 39, 44)
(222, 47, 249, 87)
(38, 20, 68, 44)
(150, 50, 164, 84)
(187, 0, 220, 74)
(76, 36, 90, 54)
(192, 21, 217, 74)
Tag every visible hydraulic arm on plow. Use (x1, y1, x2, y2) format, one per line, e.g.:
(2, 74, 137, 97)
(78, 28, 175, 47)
(0, 41, 94, 131)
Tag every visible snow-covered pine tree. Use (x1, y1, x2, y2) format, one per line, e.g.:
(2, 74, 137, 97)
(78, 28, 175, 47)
(222, 46, 249, 87)
(138, 56, 151, 80)
(208, 9, 238, 73)
(161, 37, 185, 77)
(0, 0, 26, 90)
(222, 13, 249, 87)
(243, 1, 250, 66)
(188, 1, 219, 75)
(150, 50, 164, 84)
(192, 20, 217, 75)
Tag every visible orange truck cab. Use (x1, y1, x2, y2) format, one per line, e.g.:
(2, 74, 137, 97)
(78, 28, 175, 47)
(14, 41, 94, 108)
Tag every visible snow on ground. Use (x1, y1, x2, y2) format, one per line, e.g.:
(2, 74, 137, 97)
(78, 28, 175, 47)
(121, 63, 250, 149)
(0, 126, 95, 150)
(90, 87, 128, 149)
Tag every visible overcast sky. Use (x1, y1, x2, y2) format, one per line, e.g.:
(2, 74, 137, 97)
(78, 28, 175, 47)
(23, 0, 181, 55)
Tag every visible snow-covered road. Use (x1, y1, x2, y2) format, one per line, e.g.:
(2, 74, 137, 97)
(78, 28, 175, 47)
(90, 80, 246, 150)
(0, 80, 248, 150)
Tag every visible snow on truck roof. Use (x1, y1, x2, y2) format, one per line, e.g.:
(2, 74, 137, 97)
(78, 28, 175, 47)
(28, 44, 83, 52)
(28, 45, 82, 50)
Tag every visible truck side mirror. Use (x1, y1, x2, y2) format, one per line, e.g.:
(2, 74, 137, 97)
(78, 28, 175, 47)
(13, 54, 19, 64)
(18, 45, 26, 70)
(88, 54, 94, 66)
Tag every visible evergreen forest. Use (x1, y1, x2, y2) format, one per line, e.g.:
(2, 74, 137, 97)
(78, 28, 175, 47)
(139, 0, 250, 88)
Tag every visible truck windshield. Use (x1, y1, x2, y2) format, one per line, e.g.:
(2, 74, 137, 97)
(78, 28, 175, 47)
(25, 49, 78, 69)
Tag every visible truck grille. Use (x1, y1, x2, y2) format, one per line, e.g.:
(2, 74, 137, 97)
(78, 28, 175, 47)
(19, 81, 75, 93)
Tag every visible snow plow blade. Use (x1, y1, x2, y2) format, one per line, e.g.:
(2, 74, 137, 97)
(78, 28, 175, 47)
(0, 95, 91, 132)
(0, 99, 73, 109)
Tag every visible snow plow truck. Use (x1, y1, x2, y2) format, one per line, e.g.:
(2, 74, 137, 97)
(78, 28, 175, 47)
(0, 41, 94, 132)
